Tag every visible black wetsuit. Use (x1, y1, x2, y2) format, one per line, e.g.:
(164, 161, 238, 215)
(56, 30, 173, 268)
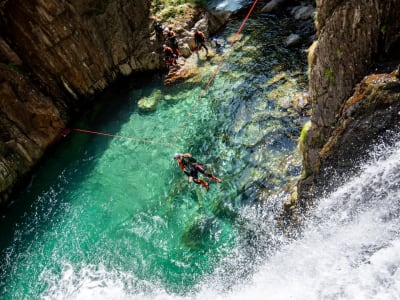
(182, 157, 206, 180)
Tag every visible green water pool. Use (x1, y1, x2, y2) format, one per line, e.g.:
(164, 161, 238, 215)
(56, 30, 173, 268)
(0, 12, 310, 299)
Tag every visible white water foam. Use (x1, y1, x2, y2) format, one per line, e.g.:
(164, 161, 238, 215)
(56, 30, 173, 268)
(42, 139, 400, 300)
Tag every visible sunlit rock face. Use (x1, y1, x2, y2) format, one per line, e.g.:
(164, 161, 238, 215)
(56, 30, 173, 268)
(297, 0, 400, 202)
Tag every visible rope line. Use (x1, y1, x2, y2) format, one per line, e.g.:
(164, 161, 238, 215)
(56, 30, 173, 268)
(72, 128, 174, 147)
(172, 0, 259, 145)
(71, 0, 259, 148)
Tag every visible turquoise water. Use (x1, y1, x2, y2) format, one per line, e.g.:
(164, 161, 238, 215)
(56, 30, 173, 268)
(0, 11, 309, 299)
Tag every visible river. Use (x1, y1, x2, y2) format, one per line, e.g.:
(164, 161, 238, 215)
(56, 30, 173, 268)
(1, 2, 398, 300)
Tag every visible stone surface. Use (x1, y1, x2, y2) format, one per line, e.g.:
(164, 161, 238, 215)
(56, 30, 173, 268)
(0, 0, 229, 206)
(297, 0, 400, 203)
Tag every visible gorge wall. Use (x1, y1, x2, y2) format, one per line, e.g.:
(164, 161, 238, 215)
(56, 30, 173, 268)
(0, 0, 226, 207)
(297, 0, 400, 202)
(0, 0, 160, 206)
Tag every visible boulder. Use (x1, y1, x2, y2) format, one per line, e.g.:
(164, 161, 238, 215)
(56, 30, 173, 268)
(285, 33, 302, 47)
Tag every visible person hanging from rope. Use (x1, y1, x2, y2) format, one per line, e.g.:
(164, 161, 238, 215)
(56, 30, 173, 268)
(151, 15, 164, 39)
(165, 27, 181, 56)
(174, 153, 221, 191)
(163, 44, 177, 68)
(193, 28, 208, 56)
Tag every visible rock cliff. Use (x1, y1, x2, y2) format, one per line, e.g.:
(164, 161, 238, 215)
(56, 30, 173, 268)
(0, 0, 157, 205)
(297, 0, 400, 202)
(0, 0, 229, 206)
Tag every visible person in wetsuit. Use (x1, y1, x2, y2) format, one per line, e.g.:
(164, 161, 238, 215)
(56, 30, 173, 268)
(151, 16, 164, 39)
(174, 153, 221, 191)
(165, 27, 180, 56)
(163, 44, 177, 67)
(193, 28, 208, 56)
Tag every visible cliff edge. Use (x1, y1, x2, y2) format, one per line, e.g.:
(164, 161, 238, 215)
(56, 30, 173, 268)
(297, 0, 400, 204)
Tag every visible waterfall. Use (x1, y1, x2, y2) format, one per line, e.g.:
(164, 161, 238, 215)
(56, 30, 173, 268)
(203, 135, 400, 300)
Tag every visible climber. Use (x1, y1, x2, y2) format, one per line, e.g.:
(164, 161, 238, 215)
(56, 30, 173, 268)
(165, 27, 181, 56)
(151, 16, 164, 39)
(193, 28, 208, 56)
(174, 153, 221, 191)
(163, 44, 177, 68)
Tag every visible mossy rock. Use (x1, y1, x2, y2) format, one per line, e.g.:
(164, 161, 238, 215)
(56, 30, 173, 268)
(137, 89, 162, 111)
(138, 96, 158, 111)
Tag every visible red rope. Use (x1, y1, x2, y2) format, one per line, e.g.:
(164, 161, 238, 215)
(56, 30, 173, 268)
(72, 128, 174, 147)
(172, 0, 259, 144)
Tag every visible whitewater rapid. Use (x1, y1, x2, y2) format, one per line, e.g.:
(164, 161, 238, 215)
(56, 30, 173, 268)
(213, 137, 400, 300)
(42, 137, 400, 300)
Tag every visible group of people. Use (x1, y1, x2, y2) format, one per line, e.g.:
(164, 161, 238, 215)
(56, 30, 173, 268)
(152, 16, 180, 67)
(151, 16, 209, 69)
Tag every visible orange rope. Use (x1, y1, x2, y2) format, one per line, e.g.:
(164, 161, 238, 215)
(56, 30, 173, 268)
(172, 0, 259, 144)
(72, 128, 174, 148)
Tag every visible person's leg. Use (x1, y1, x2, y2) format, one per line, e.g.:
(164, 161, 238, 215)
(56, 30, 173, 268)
(193, 178, 209, 191)
(203, 43, 209, 55)
(203, 170, 221, 183)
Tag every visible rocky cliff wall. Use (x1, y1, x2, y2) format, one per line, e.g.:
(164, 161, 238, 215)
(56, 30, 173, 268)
(0, 0, 227, 207)
(0, 0, 156, 205)
(297, 0, 400, 201)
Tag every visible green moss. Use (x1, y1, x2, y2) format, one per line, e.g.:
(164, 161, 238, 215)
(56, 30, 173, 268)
(324, 67, 334, 82)
(299, 120, 311, 149)
(151, 0, 206, 15)
(380, 24, 387, 34)
(160, 5, 184, 20)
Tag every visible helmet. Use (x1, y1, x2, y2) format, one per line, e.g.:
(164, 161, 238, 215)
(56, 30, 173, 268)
(163, 44, 167, 48)
(173, 153, 181, 160)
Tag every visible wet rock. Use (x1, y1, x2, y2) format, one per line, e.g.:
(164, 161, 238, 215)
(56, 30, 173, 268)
(301, 72, 400, 202)
(284, 33, 302, 47)
(261, 0, 287, 13)
(291, 5, 315, 20)
(291, 92, 310, 111)
(137, 89, 162, 111)
(181, 214, 216, 250)
(297, 0, 400, 204)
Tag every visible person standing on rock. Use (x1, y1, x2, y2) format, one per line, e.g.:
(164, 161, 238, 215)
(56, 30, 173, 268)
(173, 153, 221, 191)
(165, 27, 181, 56)
(193, 28, 208, 56)
(151, 16, 164, 40)
(163, 44, 177, 68)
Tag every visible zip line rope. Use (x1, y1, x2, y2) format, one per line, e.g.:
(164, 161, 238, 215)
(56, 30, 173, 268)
(72, 0, 259, 149)
(72, 128, 174, 148)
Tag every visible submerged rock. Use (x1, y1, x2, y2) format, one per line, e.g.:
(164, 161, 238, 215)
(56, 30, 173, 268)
(284, 33, 302, 47)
